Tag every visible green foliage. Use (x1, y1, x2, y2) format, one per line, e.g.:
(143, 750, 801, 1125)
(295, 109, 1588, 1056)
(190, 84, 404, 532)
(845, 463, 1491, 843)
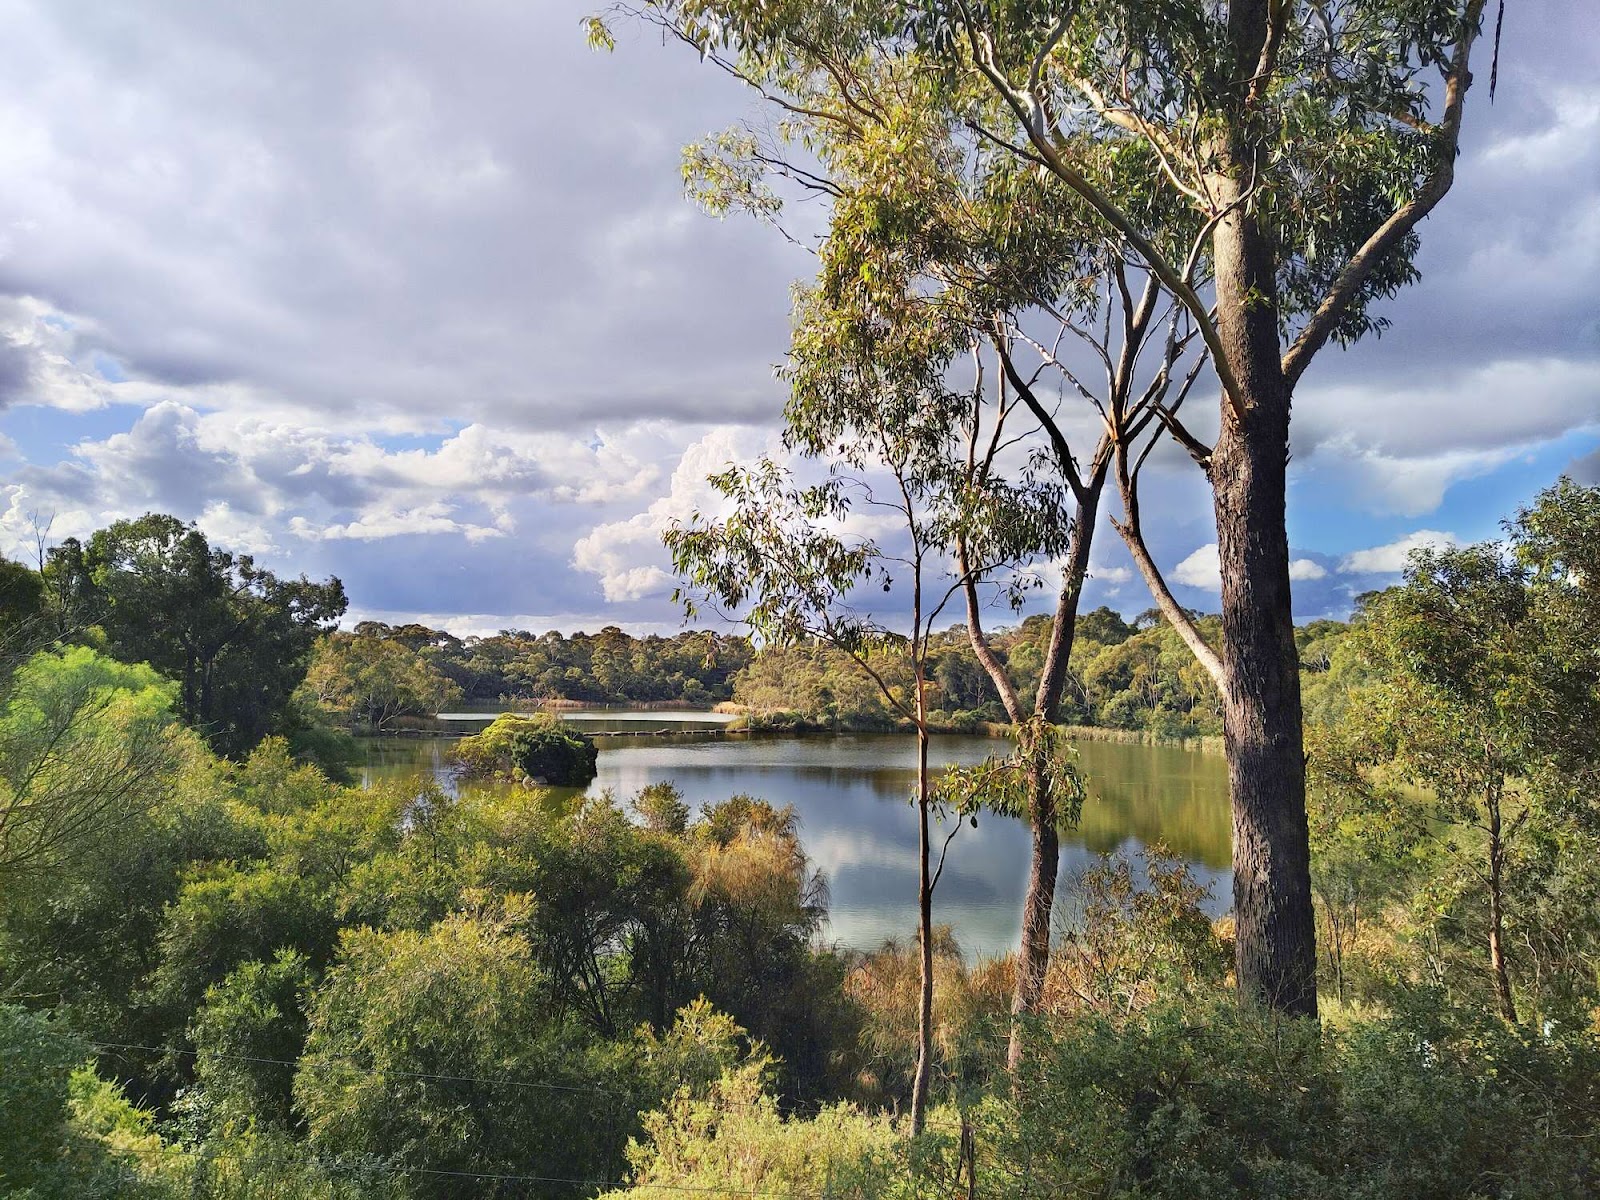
(730, 641, 905, 730)
(64, 1067, 191, 1197)
(0, 1002, 85, 1193)
(188, 950, 315, 1131)
(1047, 846, 1231, 1015)
(297, 632, 462, 731)
(0, 646, 181, 879)
(49, 514, 346, 757)
(938, 717, 1085, 830)
(276, 697, 362, 783)
(983, 1002, 1600, 1199)
(613, 984, 1598, 1199)
(185, 1126, 399, 1199)
(632, 781, 690, 835)
(349, 619, 754, 706)
(997, 1001, 1337, 1198)
(0, 553, 46, 666)
(148, 864, 338, 1041)
(452, 711, 599, 787)
(5, 474, 1596, 1199)
(294, 913, 623, 1192)
(0, 743, 258, 1056)
(1315, 480, 1600, 1025)
(730, 609, 1230, 738)
(289, 918, 764, 1195)
(0, 1003, 188, 1198)
(605, 1060, 914, 1200)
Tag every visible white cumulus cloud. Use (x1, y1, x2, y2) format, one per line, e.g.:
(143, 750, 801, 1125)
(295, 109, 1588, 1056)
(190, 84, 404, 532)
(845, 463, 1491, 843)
(1173, 543, 1221, 590)
(572, 425, 788, 604)
(1339, 530, 1460, 575)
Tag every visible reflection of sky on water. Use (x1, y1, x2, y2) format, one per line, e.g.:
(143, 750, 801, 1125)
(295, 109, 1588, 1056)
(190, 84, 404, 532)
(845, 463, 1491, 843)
(362, 731, 1231, 961)
(436, 710, 742, 727)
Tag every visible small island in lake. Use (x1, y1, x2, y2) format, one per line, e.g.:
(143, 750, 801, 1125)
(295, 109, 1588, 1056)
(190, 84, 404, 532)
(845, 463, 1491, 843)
(450, 712, 600, 788)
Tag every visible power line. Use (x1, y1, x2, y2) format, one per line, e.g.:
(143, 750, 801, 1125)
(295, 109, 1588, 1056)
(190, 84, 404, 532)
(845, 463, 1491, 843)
(90, 1039, 619, 1098)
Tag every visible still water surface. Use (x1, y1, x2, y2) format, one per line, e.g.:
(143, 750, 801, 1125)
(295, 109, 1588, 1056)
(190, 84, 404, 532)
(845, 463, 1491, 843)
(363, 715, 1230, 960)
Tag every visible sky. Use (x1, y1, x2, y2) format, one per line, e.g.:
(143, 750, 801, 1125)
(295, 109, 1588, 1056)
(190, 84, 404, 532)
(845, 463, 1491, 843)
(0, 0, 1595, 638)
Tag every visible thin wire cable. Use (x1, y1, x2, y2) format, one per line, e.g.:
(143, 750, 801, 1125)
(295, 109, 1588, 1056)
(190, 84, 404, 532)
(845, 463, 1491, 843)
(90, 1039, 618, 1098)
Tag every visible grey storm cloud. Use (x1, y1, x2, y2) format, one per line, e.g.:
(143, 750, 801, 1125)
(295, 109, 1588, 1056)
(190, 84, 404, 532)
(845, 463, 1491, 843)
(0, 337, 32, 406)
(0, 0, 808, 431)
(1571, 446, 1600, 486)
(0, 0, 1595, 631)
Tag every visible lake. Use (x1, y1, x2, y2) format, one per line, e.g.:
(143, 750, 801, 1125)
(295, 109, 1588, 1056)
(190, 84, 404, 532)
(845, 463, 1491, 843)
(362, 715, 1231, 961)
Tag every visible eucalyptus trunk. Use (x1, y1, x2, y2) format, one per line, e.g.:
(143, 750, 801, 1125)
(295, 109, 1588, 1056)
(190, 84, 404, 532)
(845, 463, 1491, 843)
(1009, 753, 1059, 1070)
(911, 713, 934, 1134)
(997, 485, 1099, 1070)
(1487, 787, 1518, 1022)
(1208, 163, 1319, 1018)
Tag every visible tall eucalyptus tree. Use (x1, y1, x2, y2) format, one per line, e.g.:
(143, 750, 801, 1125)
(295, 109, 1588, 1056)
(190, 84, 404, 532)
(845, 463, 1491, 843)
(604, 0, 1495, 1015)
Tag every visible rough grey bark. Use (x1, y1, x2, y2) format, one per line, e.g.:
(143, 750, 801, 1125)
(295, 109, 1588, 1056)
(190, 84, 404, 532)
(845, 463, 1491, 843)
(1207, 158, 1318, 1016)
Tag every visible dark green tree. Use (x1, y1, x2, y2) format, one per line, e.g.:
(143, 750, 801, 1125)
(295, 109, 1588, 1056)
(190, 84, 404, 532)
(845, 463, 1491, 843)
(64, 514, 346, 756)
(451, 712, 599, 788)
(1328, 480, 1600, 1024)
(0, 554, 45, 668)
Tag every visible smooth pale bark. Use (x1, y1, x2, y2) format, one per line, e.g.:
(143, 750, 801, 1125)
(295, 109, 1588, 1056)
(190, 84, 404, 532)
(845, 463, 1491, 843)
(1487, 786, 1518, 1022)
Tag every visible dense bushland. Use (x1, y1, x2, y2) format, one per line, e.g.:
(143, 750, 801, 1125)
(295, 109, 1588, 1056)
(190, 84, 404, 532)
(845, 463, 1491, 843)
(3, 481, 1598, 1196)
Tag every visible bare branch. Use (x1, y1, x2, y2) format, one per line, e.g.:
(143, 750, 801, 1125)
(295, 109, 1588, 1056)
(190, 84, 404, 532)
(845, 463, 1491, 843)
(1110, 443, 1227, 694)
(995, 335, 1085, 500)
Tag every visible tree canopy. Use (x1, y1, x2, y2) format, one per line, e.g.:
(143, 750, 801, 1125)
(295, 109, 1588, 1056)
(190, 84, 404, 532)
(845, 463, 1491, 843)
(50, 514, 346, 756)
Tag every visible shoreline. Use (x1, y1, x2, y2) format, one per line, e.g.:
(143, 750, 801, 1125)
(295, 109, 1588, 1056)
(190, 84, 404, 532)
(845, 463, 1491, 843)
(344, 707, 1225, 754)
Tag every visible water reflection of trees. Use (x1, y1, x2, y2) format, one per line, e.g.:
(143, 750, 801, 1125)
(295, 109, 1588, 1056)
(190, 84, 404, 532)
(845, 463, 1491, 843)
(361, 730, 1233, 949)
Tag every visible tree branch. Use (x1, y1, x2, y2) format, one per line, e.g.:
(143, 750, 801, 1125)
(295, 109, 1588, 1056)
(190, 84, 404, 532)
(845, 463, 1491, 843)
(961, 25, 1247, 420)
(1281, 0, 1488, 386)
(1110, 443, 1227, 694)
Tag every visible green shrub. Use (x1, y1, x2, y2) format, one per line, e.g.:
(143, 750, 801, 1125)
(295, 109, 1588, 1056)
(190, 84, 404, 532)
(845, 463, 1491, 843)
(978, 999, 1600, 1199)
(451, 713, 598, 787)
(603, 1059, 919, 1199)
(188, 949, 314, 1132)
(0, 1003, 189, 1198)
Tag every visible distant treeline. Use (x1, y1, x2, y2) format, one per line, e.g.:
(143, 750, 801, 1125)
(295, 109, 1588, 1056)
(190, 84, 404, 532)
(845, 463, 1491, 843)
(0, 510, 1364, 754)
(341, 621, 755, 707)
(327, 607, 1362, 740)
